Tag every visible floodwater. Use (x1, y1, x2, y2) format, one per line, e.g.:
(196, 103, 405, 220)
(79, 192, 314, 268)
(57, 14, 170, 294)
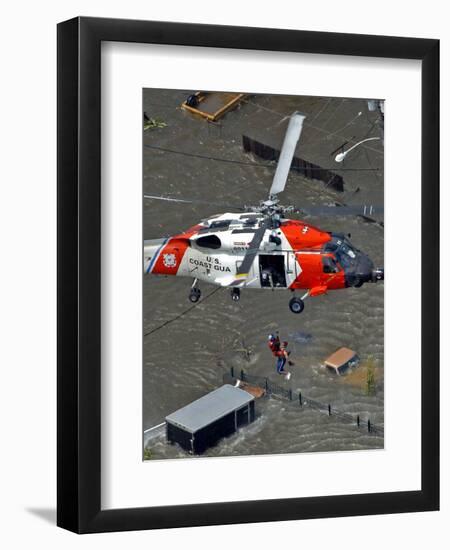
(143, 89, 384, 458)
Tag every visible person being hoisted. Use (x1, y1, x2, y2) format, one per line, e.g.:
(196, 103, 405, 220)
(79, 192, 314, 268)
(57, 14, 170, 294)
(268, 332, 293, 380)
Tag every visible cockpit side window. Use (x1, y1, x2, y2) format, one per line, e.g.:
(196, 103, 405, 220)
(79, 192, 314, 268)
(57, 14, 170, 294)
(322, 256, 340, 273)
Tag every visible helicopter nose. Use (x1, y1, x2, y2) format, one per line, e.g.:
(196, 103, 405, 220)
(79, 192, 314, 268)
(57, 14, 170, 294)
(371, 268, 384, 282)
(344, 253, 381, 288)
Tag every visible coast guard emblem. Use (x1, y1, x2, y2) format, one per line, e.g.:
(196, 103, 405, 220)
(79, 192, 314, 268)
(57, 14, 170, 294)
(163, 253, 177, 268)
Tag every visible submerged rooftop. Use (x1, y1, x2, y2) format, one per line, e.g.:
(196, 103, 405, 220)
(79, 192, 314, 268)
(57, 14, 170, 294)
(165, 384, 254, 433)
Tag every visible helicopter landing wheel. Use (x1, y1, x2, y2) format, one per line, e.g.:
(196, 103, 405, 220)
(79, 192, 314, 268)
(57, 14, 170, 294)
(188, 287, 201, 303)
(230, 288, 241, 302)
(289, 296, 304, 314)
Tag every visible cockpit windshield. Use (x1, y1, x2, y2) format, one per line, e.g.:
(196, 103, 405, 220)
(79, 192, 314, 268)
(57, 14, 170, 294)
(325, 234, 358, 268)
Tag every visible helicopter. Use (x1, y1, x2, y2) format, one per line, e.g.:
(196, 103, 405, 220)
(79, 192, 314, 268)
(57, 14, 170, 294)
(144, 112, 384, 314)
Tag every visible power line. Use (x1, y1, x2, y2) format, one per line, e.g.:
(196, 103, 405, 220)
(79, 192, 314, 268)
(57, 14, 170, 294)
(144, 143, 379, 172)
(144, 143, 270, 167)
(143, 286, 222, 337)
(241, 97, 383, 155)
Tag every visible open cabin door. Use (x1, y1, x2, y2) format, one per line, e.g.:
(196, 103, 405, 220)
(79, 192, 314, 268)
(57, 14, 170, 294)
(259, 254, 287, 288)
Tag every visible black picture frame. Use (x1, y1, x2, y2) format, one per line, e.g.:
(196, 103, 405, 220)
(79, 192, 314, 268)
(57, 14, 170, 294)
(57, 16, 439, 533)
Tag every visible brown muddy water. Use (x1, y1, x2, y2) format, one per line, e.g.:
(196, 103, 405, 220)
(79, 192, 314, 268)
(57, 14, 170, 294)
(143, 89, 384, 459)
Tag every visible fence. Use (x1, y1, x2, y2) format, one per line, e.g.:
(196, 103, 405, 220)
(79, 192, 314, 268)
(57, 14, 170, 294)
(232, 368, 383, 437)
(242, 135, 345, 192)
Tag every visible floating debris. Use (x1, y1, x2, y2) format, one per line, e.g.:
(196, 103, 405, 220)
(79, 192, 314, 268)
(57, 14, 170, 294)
(143, 447, 153, 460)
(144, 112, 167, 131)
(181, 91, 247, 122)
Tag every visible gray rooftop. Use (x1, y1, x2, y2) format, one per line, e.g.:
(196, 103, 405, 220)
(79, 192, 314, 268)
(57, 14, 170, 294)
(165, 384, 254, 433)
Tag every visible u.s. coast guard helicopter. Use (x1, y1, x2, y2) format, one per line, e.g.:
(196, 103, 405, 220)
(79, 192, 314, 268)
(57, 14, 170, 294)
(144, 112, 384, 314)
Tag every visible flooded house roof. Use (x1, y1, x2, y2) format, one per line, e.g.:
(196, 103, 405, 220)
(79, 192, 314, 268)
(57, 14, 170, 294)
(324, 347, 358, 368)
(165, 384, 254, 433)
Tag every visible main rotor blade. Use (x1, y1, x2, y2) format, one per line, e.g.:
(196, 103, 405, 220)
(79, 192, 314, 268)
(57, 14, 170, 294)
(269, 112, 305, 197)
(234, 219, 270, 280)
(298, 204, 384, 217)
(144, 194, 245, 211)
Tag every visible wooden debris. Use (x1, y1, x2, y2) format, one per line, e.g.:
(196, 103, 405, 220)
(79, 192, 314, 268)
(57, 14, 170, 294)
(181, 91, 247, 122)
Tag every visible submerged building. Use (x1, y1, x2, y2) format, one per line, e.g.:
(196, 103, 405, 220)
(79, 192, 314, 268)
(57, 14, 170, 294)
(324, 347, 360, 375)
(165, 384, 256, 454)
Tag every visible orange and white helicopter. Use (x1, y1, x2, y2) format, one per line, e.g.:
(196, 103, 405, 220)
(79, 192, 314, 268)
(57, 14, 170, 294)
(144, 112, 384, 314)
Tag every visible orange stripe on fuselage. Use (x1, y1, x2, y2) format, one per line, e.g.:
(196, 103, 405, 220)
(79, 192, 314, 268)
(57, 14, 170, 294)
(151, 224, 203, 275)
(280, 220, 345, 291)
